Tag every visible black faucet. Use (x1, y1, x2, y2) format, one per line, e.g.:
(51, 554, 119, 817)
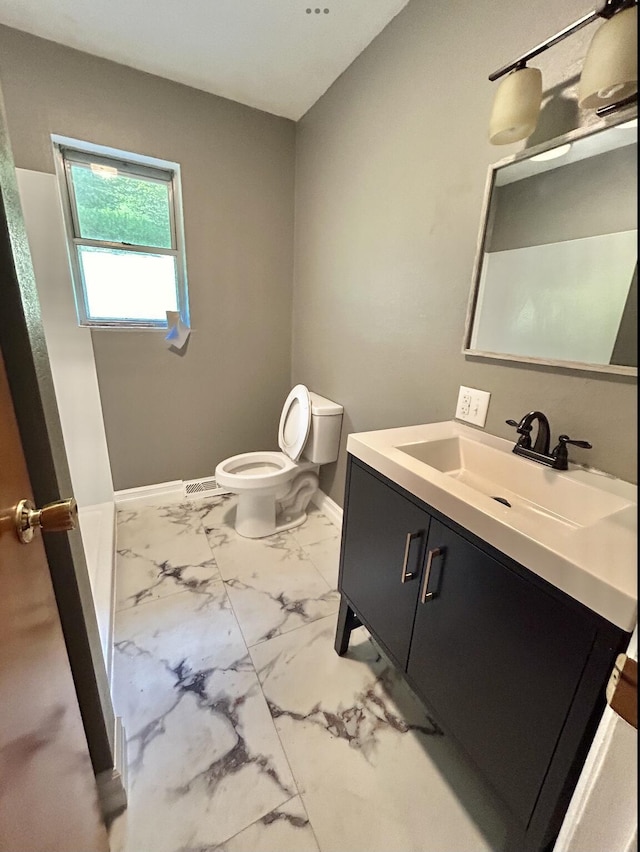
(506, 412, 592, 470)
(506, 410, 551, 454)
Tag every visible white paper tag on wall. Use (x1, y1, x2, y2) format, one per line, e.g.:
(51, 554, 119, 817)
(165, 310, 191, 351)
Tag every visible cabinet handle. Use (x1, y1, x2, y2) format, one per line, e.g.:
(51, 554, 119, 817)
(421, 547, 443, 603)
(400, 532, 421, 583)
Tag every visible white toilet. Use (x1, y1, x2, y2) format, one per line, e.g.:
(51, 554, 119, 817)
(215, 385, 343, 539)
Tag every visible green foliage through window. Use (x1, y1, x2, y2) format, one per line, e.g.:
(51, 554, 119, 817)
(71, 163, 172, 249)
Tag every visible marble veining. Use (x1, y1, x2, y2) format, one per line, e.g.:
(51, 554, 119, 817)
(168, 657, 292, 802)
(117, 549, 219, 608)
(266, 673, 443, 759)
(224, 573, 339, 646)
(212, 796, 320, 852)
(110, 494, 507, 852)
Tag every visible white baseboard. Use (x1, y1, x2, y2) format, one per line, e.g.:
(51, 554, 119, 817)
(115, 480, 184, 508)
(311, 489, 343, 529)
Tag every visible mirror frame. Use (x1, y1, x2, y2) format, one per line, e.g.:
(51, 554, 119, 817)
(463, 104, 638, 377)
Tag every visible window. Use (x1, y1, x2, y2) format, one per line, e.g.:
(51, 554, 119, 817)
(53, 139, 189, 328)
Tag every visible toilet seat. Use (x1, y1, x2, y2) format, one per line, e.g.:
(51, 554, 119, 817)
(215, 384, 312, 496)
(215, 451, 297, 491)
(278, 384, 311, 461)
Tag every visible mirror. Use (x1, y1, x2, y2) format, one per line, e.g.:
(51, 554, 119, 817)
(464, 110, 637, 376)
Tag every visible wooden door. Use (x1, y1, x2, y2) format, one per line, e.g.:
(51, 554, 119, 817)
(406, 517, 596, 827)
(339, 460, 431, 668)
(0, 349, 108, 852)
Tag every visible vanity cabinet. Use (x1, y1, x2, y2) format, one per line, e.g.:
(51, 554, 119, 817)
(336, 456, 630, 852)
(338, 460, 431, 669)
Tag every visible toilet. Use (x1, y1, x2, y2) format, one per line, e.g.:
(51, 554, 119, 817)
(215, 385, 343, 539)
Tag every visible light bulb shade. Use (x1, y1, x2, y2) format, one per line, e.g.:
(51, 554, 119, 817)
(489, 67, 542, 145)
(578, 5, 637, 110)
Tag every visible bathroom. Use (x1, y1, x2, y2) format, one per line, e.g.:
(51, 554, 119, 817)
(0, 0, 636, 849)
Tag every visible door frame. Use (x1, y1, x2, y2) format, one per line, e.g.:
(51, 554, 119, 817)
(0, 85, 117, 788)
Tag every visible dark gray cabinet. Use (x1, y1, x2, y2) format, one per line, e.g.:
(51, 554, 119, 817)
(339, 459, 431, 668)
(336, 456, 629, 852)
(407, 517, 596, 827)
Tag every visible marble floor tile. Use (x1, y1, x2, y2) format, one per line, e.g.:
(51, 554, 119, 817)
(198, 493, 239, 553)
(112, 586, 296, 852)
(250, 616, 507, 852)
(303, 535, 341, 590)
(116, 502, 218, 611)
(115, 548, 220, 611)
(117, 501, 212, 553)
(199, 495, 339, 647)
(290, 506, 340, 547)
(214, 795, 320, 852)
(224, 554, 340, 648)
(205, 523, 304, 583)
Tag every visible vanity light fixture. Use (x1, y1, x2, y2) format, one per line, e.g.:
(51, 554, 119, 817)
(489, 65, 543, 145)
(530, 142, 572, 161)
(488, 0, 638, 145)
(579, 5, 637, 108)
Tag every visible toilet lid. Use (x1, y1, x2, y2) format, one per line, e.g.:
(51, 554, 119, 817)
(278, 385, 311, 461)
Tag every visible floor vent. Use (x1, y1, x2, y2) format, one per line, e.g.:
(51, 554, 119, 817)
(183, 477, 230, 499)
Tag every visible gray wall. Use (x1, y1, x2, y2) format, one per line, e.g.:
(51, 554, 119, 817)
(292, 0, 638, 502)
(0, 25, 295, 490)
(489, 144, 637, 251)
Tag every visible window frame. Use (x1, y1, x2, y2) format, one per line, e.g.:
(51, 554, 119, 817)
(52, 136, 190, 330)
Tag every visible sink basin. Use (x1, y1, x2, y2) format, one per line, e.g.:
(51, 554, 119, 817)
(398, 435, 632, 531)
(346, 420, 637, 630)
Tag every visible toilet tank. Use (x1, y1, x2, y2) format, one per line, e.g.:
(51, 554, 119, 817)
(302, 392, 343, 465)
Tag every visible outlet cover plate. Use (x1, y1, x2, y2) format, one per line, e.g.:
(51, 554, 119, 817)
(455, 386, 491, 427)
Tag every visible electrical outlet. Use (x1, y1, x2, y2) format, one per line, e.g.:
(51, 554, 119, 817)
(455, 386, 491, 427)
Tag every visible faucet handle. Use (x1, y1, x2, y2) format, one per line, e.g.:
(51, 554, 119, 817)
(506, 418, 532, 448)
(506, 418, 532, 433)
(551, 434, 592, 470)
(556, 434, 592, 449)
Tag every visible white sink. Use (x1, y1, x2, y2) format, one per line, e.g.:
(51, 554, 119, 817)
(347, 421, 637, 631)
(398, 435, 632, 531)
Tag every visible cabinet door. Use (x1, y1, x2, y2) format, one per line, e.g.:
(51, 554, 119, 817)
(406, 519, 596, 826)
(340, 462, 431, 669)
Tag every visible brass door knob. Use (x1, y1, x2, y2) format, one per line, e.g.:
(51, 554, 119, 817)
(14, 498, 78, 544)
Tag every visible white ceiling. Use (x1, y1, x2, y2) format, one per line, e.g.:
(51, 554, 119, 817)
(0, 0, 410, 120)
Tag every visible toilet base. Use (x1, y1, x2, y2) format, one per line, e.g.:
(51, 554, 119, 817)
(235, 493, 277, 538)
(234, 471, 319, 539)
(274, 508, 308, 534)
(234, 497, 310, 539)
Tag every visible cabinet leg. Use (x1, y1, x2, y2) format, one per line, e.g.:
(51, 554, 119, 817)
(334, 596, 362, 656)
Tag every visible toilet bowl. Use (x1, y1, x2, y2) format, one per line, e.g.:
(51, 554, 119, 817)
(215, 385, 343, 538)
